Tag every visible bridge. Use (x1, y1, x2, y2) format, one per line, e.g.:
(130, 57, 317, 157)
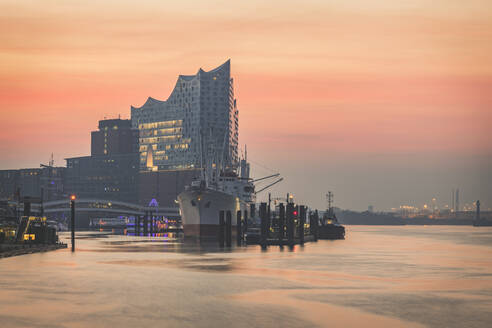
(43, 199, 178, 217)
(4, 198, 180, 228)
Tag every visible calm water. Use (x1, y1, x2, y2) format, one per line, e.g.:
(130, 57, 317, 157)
(1, 226, 492, 328)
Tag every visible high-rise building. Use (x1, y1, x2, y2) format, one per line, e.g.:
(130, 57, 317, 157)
(131, 60, 238, 172)
(91, 119, 139, 156)
(64, 119, 139, 203)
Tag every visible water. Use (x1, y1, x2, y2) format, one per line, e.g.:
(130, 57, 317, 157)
(1, 226, 492, 328)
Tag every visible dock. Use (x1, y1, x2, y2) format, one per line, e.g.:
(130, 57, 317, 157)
(0, 243, 67, 259)
(218, 202, 345, 248)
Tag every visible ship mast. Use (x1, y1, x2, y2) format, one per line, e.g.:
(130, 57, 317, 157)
(326, 191, 334, 217)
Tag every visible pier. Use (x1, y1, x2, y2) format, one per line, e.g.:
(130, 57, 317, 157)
(0, 198, 67, 258)
(0, 243, 67, 259)
(218, 201, 344, 249)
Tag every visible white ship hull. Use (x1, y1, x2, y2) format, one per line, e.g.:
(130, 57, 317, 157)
(178, 188, 241, 238)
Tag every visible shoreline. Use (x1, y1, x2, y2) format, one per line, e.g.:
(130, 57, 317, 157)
(0, 243, 67, 259)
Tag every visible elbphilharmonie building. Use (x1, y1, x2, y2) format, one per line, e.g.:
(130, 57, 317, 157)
(0, 60, 241, 212)
(131, 60, 239, 207)
(131, 60, 239, 172)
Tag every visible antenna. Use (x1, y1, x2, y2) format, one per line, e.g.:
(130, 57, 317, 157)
(326, 192, 333, 216)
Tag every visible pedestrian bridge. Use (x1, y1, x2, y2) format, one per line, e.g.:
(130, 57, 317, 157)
(13, 198, 180, 219)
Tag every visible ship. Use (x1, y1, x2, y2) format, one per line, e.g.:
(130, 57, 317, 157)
(178, 145, 254, 239)
(473, 200, 492, 226)
(178, 148, 282, 239)
(318, 214, 345, 240)
(318, 192, 345, 239)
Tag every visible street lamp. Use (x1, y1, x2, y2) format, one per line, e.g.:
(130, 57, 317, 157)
(70, 195, 76, 252)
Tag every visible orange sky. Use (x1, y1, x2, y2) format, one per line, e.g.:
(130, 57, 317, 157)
(0, 0, 491, 210)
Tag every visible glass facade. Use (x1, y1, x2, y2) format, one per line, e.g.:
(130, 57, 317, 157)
(131, 60, 238, 171)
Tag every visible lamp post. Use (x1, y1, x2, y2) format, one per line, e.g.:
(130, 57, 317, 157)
(70, 194, 76, 252)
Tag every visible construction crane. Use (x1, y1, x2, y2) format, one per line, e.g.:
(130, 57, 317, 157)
(39, 154, 55, 204)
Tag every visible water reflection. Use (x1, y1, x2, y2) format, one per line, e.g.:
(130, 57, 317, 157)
(0, 227, 491, 328)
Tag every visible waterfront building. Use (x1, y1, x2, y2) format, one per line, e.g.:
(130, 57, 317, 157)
(91, 119, 138, 156)
(64, 154, 138, 203)
(131, 60, 238, 172)
(64, 119, 139, 203)
(131, 60, 239, 207)
(0, 167, 65, 202)
(0, 170, 18, 200)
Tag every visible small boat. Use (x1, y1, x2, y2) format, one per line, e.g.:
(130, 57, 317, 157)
(318, 215, 345, 239)
(317, 192, 345, 240)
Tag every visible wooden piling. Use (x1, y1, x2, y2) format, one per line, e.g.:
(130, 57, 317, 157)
(143, 212, 148, 235)
(279, 203, 285, 245)
(226, 211, 232, 247)
(218, 211, 225, 248)
(299, 205, 306, 245)
(260, 203, 267, 248)
(243, 210, 248, 236)
(312, 211, 319, 241)
(236, 210, 242, 246)
(286, 203, 294, 246)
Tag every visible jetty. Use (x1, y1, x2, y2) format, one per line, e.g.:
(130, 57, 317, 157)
(1, 198, 67, 259)
(218, 200, 345, 249)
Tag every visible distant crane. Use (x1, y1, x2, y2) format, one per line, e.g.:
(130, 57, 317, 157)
(40, 153, 54, 169)
(39, 153, 55, 204)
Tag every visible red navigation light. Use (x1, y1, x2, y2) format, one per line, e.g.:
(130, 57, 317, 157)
(293, 210, 298, 216)
(70, 194, 76, 201)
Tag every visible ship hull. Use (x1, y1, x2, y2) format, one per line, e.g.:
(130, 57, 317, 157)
(178, 188, 241, 239)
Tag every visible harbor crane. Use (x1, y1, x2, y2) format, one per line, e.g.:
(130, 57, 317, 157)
(255, 177, 284, 194)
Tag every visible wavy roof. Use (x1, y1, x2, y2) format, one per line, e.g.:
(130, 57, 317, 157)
(131, 59, 230, 111)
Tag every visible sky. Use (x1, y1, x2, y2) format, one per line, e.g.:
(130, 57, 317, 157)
(0, 0, 491, 211)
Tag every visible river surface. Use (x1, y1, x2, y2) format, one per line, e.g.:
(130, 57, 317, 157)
(1, 226, 492, 328)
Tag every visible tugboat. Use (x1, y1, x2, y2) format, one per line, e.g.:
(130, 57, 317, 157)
(473, 200, 492, 227)
(318, 192, 345, 240)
